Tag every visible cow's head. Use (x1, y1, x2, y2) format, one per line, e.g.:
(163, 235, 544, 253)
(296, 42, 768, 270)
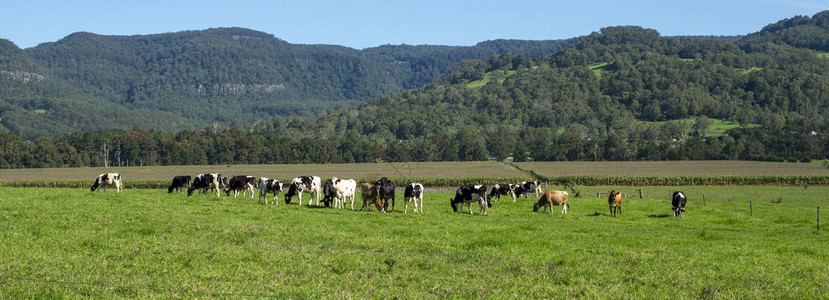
(533, 202, 541, 212)
(608, 190, 620, 201)
(284, 182, 300, 204)
(450, 198, 459, 212)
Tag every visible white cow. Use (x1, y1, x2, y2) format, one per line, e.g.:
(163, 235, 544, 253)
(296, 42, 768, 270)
(334, 179, 357, 209)
(91, 173, 123, 193)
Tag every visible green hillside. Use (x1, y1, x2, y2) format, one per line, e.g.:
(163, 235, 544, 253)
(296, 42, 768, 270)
(1, 12, 828, 167)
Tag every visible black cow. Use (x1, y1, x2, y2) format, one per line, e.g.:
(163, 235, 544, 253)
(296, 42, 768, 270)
(167, 176, 191, 194)
(672, 191, 687, 217)
(488, 183, 517, 202)
(450, 184, 490, 215)
(377, 178, 395, 212)
(224, 175, 256, 197)
(321, 177, 339, 208)
(188, 173, 223, 197)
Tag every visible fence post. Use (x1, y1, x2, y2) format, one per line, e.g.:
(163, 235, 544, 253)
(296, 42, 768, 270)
(818, 206, 820, 235)
(750, 200, 753, 217)
(638, 189, 643, 199)
(702, 194, 706, 207)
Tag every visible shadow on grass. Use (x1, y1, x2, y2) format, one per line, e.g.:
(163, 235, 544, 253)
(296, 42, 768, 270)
(648, 214, 672, 218)
(587, 212, 603, 217)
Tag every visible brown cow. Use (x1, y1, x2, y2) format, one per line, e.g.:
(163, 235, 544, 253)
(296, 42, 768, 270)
(533, 190, 569, 214)
(608, 190, 622, 217)
(359, 183, 385, 212)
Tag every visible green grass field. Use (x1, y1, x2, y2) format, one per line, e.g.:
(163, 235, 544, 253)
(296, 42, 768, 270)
(1, 185, 826, 298)
(640, 117, 760, 135)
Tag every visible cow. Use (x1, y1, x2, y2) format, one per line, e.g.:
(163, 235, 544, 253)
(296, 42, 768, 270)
(377, 178, 395, 212)
(404, 183, 424, 213)
(450, 185, 490, 215)
(258, 177, 283, 205)
(672, 191, 687, 217)
(359, 182, 384, 212)
(334, 179, 357, 210)
(187, 173, 223, 197)
(533, 190, 569, 214)
(608, 190, 622, 217)
(224, 175, 256, 198)
(284, 176, 322, 205)
(518, 180, 544, 200)
(321, 178, 338, 208)
(91, 173, 123, 193)
(489, 183, 517, 202)
(167, 175, 191, 194)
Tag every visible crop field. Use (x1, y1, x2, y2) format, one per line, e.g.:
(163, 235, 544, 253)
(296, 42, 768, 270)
(516, 160, 828, 176)
(0, 161, 527, 183)
(0, 184, 826, 298)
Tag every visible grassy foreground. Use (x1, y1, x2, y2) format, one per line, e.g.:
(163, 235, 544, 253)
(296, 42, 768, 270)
(0, 186, 827, 298)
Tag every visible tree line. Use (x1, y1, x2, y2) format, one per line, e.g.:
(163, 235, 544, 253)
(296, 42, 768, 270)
(0, 121, 823, 169)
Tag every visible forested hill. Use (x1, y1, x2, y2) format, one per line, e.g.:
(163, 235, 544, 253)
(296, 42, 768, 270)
(0, 28, 571, 137)
(0, 12, 828, 168)
(253, 11, 828, 162)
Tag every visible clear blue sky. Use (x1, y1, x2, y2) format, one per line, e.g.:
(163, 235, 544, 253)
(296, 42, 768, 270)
(1, 0, 827, 49)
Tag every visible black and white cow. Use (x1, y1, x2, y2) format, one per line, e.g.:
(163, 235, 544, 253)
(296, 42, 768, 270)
(187, 173, 224, 197)
(489, 183, 517, 202)
(672, 191, 687, 217)
(284, 176, 322, 205)
(258, 177, 283, 205)
(450, 184, 490, 215)
(404, 183, 424, 213)
(377, 178, 396, 212)
(518, 180, 544, 200)
(167, 175, 191, 194)
(91, 173, 123, 193)
(321, 177, 339, 208)
(224, 175, 257, 198)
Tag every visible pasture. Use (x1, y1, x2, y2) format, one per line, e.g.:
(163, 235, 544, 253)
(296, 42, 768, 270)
(0, 185, 826, 298)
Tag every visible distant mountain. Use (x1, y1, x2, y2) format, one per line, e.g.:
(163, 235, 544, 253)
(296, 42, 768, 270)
(0, 28, 571, 137)
(0, 39, 194, 137)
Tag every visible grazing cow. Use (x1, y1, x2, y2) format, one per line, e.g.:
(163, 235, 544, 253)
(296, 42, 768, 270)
(489, 183, 517, 202)
(258, 177, 283, 205)
(404, 183, 424, 213)
(533, 190, 569, 214)
(450, 185, 490, 215)
(321, 178, 338, 208)
(518, 181, 544, 200)
(284, 176, 322, 205)
(334, 179, 357, 210)
(187, 173, 224, 197)
(608, 190, 622, 217)
(167, 175, 191, 194)
(377, 178, 396, 212)
(359, 182, 384, 212)
(91, 173, 123, 193)
(224, 175, 256, 198)
(672, 191, 687, 217)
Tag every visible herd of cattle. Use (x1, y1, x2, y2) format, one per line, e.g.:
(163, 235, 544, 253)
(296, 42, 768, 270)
(89, 172, 689, 216)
